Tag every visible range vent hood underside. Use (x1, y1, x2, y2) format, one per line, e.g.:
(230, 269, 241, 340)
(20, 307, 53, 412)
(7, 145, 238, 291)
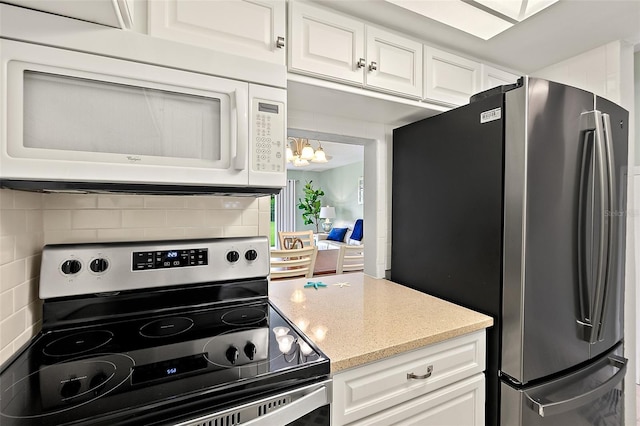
(0, 180, 281, 197)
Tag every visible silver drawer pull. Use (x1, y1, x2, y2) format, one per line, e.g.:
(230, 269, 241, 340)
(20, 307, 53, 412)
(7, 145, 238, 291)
(407, 365, 433, 380)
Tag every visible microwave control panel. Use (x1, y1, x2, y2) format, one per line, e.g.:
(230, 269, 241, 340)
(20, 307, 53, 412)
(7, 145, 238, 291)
(251, 98, 285, 173)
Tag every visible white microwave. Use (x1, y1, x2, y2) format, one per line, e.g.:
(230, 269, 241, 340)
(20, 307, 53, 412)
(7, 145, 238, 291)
(0, 36, 286, 195)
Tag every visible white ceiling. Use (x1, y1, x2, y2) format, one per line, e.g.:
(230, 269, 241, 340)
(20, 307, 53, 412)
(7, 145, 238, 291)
(311, 0, 640, 73)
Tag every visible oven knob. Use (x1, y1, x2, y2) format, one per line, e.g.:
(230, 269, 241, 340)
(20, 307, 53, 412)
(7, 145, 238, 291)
(226, 346, 239, 364)
(60, 378, 82, 399)
(90, 258, 109, 273)
(61, 260, 82, 275)
(244, 342, 257, 360)
(245, 250, 258, 261)
(226, 251, 240, 263)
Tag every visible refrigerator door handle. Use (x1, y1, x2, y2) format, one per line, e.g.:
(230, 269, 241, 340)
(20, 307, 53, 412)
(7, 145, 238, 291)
(524, 355, 627, 417)
(596, 112, 615, 342)
(576, 110, 610, 344)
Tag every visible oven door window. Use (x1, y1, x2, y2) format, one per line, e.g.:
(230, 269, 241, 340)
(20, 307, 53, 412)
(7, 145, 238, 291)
(21, 70, 229, 168)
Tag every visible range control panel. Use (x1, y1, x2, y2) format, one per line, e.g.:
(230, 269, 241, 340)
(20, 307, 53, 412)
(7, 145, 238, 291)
(40, 237, 270, 299)
(133, 248, 208, 270)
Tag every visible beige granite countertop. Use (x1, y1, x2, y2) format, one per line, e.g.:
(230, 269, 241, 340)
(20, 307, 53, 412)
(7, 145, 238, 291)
(269, 272, 493, 373)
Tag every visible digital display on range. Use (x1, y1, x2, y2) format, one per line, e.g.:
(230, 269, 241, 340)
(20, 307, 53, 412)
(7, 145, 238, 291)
(132, 248, 208, 271)
(131, 353, 208, 385)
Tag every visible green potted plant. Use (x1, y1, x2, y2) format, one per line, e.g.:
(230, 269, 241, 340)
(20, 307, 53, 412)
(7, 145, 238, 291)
(298, 181, 325, 233)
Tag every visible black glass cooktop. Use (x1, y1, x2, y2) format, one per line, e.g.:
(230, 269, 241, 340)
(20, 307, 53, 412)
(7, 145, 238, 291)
(0, 301, 329, 426)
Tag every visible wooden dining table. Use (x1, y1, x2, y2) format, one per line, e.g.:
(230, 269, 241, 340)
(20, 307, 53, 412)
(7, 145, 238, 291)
(313, 248, 339, 276)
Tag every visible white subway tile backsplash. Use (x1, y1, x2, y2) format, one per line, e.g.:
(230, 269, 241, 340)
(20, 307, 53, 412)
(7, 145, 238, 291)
(0, 260, 26, 293)
(166, 210, 206, 227)
(242, 209, 259, 226)
(72, 210, 121, 229)
(258, 196, 271, 210)
(143, 227, 185, 239)
(25, 255, 41, 280)
(224, 226, 259, 237)
(44, 229, 99, 244)
(26, 210, 44, 234)
(144, 196, 186, 209)
(43, 194, 98, 209)
(16, 233, 44, 260)
(0, 341, 13, 365)
(13, 191, 42, 210)
(205, 210, 243, 227)
(43, 210, 72, 230)
(0, 210, 27, 236)
(185, 197, 226, 210)
(0, 190, 15, 209)
(0, 236, 15, 265)
(122, 210, 166, 228)
(184, 227, 224, 238)
(96, 228, 146, 241)
(97, 195, 145, 209)
(1, 189, 271, 362)
(13, 279, 36, 311)
(1, 290, 13, 321)
(1, 309, 26, 348)
(258, 211, 271, 237)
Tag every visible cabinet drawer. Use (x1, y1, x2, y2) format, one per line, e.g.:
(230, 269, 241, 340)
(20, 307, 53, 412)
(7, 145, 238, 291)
(349, 373, 485, 426)
(332, 330, 485, 425)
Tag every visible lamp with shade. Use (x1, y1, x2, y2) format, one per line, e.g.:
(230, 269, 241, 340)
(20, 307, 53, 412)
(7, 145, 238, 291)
(319, 206, 336, 232)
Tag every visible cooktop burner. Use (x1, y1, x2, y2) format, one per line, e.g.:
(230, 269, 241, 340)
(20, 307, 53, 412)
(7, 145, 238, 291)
(43, 330, 114, 357)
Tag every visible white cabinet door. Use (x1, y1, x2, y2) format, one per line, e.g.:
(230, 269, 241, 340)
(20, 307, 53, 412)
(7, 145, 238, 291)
(424, 47, 481, 106)
(365, 26, 422, 98)
(481, 64, 520, 90)
(332, 331, 485, 425)
(348, 374, 485, 426)
(289, 1, 365, 85)
(148, 0, 286, 65)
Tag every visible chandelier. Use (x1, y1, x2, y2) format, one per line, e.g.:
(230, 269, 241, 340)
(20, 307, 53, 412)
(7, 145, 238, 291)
(286, 137, 329, 167)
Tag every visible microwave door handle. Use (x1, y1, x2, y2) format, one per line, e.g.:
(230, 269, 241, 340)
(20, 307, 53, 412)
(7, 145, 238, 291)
(231, 89, 248, 170)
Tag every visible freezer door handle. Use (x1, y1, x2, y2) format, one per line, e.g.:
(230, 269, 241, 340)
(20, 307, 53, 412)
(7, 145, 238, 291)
(525, 355, 626, 417)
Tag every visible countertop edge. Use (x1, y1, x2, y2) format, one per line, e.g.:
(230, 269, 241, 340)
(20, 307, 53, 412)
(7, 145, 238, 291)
(329, 320, 493, 373)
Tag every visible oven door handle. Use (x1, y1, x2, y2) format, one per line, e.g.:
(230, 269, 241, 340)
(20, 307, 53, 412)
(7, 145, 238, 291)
(243, 383, 330, 426)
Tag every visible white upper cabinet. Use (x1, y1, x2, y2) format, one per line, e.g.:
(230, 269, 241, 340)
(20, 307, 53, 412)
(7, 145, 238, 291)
(289, 0, 365, 85)
(365, 26, 423, 98)
(148, 0, 286, 65)
(481, 64, 521, 90)
(424, 47, 481, 106)
(289, 1, 422, 98)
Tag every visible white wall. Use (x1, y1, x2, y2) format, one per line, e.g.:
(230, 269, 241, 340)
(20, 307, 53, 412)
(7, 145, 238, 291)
(534, 41, 625, 103)
(0, 190, 270, 364)
(288, 109, 387, 278)
(288, 162, 364, 233)
(535, 40, 637, 425)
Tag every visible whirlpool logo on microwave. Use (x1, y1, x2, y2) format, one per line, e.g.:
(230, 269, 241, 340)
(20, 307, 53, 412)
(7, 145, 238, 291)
(126, 156, 142, 162)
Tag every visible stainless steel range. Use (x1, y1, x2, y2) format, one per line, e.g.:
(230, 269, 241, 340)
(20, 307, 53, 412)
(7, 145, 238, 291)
(0, 237, 330, 426)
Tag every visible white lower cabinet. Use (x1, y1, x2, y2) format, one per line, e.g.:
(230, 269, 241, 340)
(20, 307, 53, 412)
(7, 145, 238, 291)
(331, 330, 486, 425)
(349, 374, 485, 426)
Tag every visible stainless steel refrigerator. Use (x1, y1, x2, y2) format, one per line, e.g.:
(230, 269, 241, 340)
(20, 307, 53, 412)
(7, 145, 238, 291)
(391, 77, 628, 426)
